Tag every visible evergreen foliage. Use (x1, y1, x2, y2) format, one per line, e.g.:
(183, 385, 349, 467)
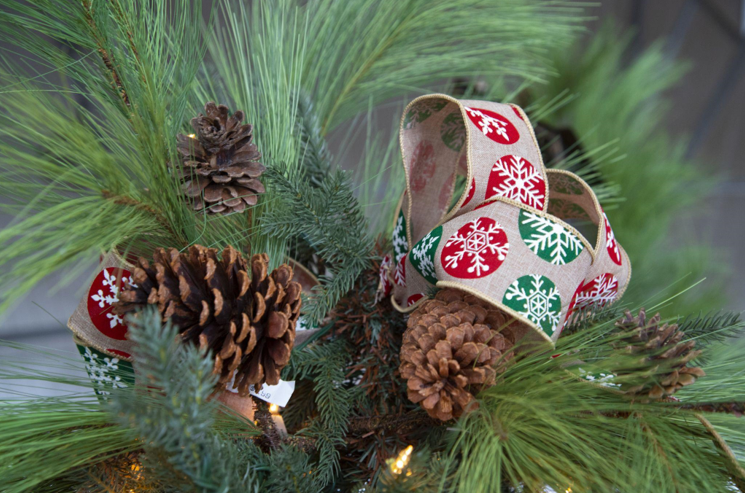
(110, 309, 264, 492)
(521, 27, 724, 314)
(0, 1, 741, 492)
(262, 167, 375, 324)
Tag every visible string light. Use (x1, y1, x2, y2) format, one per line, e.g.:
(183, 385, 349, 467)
(188, 133, 196, 138)
(389, 445, 413, 475)
(269, 403, 280, 414)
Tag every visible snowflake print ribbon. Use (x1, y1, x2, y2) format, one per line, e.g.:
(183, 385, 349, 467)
(441, 218, 508, 278)
(68, 250, 137, 361)
(390, 94, 631, 344)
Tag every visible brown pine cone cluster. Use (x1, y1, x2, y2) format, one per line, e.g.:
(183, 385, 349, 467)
(400, 288, 521, 421)
(615, 309, 705, 399)
(113, 245, 301, 394)
(177, 102, 266, 215)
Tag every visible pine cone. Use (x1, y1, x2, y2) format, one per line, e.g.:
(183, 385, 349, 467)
(177, 102, 266, 215)
(615, 309, 705, 399)
(399, 288, 520, 421)
(113, 245, 301, 394)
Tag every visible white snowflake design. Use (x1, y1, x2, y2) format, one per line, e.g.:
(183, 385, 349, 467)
(576, 274, 618, 311)
(82, 347, 128, 396)
(578, 368, 621, 389)
(394, 254, 407, 287)
(504, 275, 561, 332)
(603, 212, 622, 264)
(91, 269, 135, 329)
(411, 229, 440, 282)
(520, 211, 584, 265)
(465, 107, 514, 143)
(392, 213, 409, 265)
(443, 218, 508, 277)
(489, 155, 545, 208)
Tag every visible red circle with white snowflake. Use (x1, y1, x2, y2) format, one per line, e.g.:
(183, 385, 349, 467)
(409, 141, 437, 192)
(565, 273, 619, 323)
(485, 155, 546, 209)
(407, 293, 425, 307)
(441, 217, 509, 279)
(464, 107, 520, 145)
(603, 212, 623, 266)
(460, 177, 476, 209)
(86, 267, 132, 341)
(511, 106, 525, 122)
(394, 254, 407, 287)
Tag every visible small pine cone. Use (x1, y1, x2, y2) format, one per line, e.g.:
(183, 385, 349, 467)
(399, 288, 521, 421)
(177, 102, 266, 215)
(113, 246, 301, 394)
(615, 309, 705, 399)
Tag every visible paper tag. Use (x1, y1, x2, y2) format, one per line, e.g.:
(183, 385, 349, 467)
(248, 380, 295, 407)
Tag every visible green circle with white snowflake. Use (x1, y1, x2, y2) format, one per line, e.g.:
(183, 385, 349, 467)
(410, 225, 442, 284)
(76, 345, 135, 399)
(403, 99, 448, 129)
(440, 111, 465, 152)
(550, 173, 585, 195)
(518, 209, 584, 265)
(502, 274, 562, 337)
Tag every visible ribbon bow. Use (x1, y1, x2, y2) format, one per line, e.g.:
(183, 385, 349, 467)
(387, 94, 631, 343)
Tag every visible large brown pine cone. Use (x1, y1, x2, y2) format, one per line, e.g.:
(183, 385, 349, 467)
(615, 309, 705, 399)
(400, 288, 521, 421)
(177, 102, 266, 215)
(113, 245, 301, 394)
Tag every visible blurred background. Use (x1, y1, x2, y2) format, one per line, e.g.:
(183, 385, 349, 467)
(0, 0, 743, 366)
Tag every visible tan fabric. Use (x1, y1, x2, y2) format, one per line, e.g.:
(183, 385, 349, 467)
(68, 251, 136, 360)
(390, 94, 631, 344)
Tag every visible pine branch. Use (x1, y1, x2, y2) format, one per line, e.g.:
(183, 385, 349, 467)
(262, 168, 374, 324)
(678, 311, 744, 347)
(296, 92, 333, 188)
(283, 339, 359, 487)
(109, 308, 263, 493)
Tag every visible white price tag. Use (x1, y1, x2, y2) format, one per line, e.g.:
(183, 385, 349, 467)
(225, 373, 296, 407)
(248, 380, 295, 407)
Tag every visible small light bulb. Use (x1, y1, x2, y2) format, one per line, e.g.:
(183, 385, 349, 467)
(389, 445, 414, 475)
(269, 404, 280, 414)
(188, 133, 196, 138)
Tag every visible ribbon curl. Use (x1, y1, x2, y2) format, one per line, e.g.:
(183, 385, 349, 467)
(388, 94, 631, 344)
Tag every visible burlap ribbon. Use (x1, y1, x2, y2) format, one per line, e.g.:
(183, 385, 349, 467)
(68, 250, 137, 361)
(69, 250, 318, 415)
(389, 94, 631, 343)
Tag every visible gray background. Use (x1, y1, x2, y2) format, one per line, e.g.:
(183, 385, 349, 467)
(0, 1, 743, 370)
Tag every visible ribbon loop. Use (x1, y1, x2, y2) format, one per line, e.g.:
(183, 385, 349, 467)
(390, 94, 631, 344)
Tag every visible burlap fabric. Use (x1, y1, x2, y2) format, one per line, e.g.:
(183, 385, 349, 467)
(68, 250, 137, 360)
(389, 94, 631, 344)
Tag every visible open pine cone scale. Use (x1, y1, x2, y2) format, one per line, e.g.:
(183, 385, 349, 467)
(177, 102, 266, 215)
(615, 309, 705, 399)
(400, 288, 520, 421)
(115, 246, 301, 395)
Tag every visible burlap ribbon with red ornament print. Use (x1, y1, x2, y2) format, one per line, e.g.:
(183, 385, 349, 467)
(68, 250, 137, 361)
(387, 94, 631, 344)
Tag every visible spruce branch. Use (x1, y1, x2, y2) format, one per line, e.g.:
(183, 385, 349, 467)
(110, 308, 263, 493)
(262, 167, 374, 324)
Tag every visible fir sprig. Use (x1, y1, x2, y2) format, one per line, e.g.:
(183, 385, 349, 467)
(110, 308, 263, 493)
(262, 167, 374, 324)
